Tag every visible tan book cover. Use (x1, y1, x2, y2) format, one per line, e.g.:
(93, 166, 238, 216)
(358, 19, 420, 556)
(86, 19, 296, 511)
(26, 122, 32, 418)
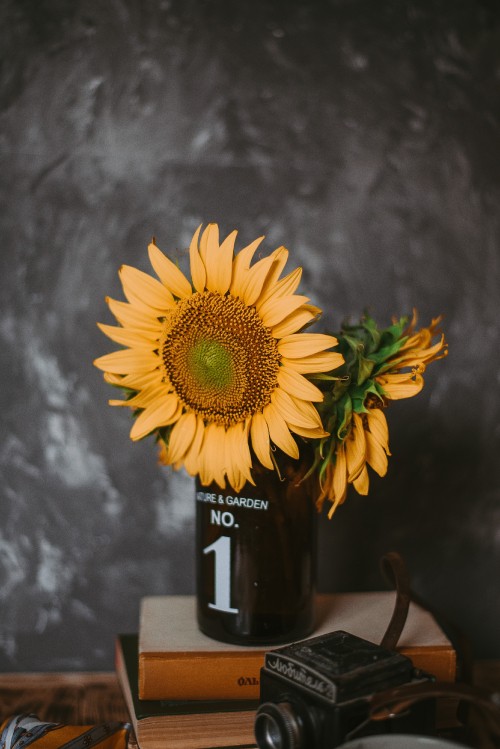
(138, 592, 456, 701)
(116, 634, 257, 749)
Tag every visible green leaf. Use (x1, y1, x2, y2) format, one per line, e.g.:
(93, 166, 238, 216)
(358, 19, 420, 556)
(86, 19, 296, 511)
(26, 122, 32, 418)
(357, 356, 375, 385)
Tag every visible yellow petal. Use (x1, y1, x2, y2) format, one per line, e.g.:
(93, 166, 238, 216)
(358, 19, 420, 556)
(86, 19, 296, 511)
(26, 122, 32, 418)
(199, 223, 216, 266)
(189, 224, 206, 292)
(327, 443, 348, 518)
(277, 366, 323, 402)
(365, 429, 388, 476)
(109, 384, 169, 408)
(183, 416, 205, 477)
(205, 228, 237, 294)
(97, 323, 159, 347)
(255, 246, 289, 304)
(345, 413, 366, 480)
(250, 412, 274, 470)
(94, 348, 158, 374)
(119, 265, 175, 313)
(271, 305, 322, 338)
(115, 370, 162, 391)
(288, 423, 329, 439)
(256, 267, 302, 312)
(272, 389, 323, 430)
(148, 242, 192, 298)
(129, 394, 180, 441)
(333, 442, 348, 502)
(353, 464, 370, 495)
(241, 254, 276, 306)
(199, 423, 227, 489)
(263, 403, 299, 459)
(377, 373, 424, 399)
(167, 412, 198, 463)
(225, 422, 254, 489)
(281, 351, 344, 374)
(106, 297, 160, 332)
(278, 333, 338, 358)
(103, 372, 123, 386)
(230, 236, 264, 298)
(259, 294, 310, 328)
(366, 409, 390, 454)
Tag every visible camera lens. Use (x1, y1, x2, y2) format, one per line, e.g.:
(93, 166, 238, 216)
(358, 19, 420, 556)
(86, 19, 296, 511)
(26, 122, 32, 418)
(254, 702, 303, 749)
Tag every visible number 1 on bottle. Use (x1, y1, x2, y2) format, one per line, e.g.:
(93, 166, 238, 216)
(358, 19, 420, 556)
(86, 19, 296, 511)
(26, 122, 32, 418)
(203, 535, 238, 614)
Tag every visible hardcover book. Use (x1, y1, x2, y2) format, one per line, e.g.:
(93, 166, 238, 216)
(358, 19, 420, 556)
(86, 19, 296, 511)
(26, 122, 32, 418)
(138, 592, 456, 701)
(115, 634, 258, 749)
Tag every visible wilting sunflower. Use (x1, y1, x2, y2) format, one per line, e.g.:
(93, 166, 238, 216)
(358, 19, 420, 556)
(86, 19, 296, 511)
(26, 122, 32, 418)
(94, 223, 344, 492)
(314, 312, 448, 517)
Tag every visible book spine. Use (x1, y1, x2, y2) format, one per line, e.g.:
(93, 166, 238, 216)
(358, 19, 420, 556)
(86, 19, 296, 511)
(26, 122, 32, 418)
(139, 647, 456, 700)
(139, 654, 265, 701)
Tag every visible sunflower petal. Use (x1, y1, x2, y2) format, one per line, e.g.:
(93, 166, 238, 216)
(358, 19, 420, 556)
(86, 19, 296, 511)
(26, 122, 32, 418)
(365, 430, 389, 476)
(263, 403, 299, 459)
(119, 265, 175, 313)
(271, 305, 322, 338)
(256, 266, 302, 311)
(129, 394, 180, 440)
(226, 422, 254, 488)
(109, 384, 168, 408)
(366, 409, 390, 454)
(277, 366, 323, 402)
(167, 411, 198, 463)
(205, 228, 237, 294)
(256, 247, 289, 304)
(97, 323, 159, 347)
(199, 423, 226, 489)
(199, 224, 214, 266)
(278, 333, 338, 358)
(250, 412, 274, 470)
(94, 348, 158, 374)
(345, 413, 366, 480)
(115, 370, 163, 391)
(259, 294, 311, 328)
(333, 442, 348, 501)
(288, 423, 329, 439)
(377, 373, 424, 399)
(230, 236, 264, 298)
(106, 297, 160, 332)
(241, 254, 276, 306)
(281, 351, 345, 374)
(353, 464, 370, 495)
(183, 416, 205, 477)
(148, 242, 192, 298)
(272, 389, 323, 430)
(189, 224, 206, 292)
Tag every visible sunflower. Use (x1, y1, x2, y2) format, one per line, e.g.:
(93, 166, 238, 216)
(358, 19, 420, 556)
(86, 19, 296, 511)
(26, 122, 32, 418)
(314, 312, 448, 517)
(374, 311, 447, 400)
(94, 223, 344, 492)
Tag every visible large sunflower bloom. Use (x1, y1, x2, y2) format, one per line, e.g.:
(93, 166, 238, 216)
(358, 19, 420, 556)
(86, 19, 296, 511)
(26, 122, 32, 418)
(94, 224, 344, 492)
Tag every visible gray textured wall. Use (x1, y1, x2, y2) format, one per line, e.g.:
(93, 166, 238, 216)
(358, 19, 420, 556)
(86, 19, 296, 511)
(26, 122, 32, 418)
(1, 0, 499, 671)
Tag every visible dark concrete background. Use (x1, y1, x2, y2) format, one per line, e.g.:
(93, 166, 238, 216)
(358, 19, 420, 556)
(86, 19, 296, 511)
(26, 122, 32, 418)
(1, 0, 499, 670)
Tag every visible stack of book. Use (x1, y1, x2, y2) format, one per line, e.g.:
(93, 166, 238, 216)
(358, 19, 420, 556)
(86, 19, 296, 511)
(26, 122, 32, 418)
(115, 593, 457, 749)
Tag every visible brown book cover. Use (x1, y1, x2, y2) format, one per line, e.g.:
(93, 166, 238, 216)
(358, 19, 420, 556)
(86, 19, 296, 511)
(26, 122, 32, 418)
(116, 634, 258, 749)
(138, 593, 456, 701)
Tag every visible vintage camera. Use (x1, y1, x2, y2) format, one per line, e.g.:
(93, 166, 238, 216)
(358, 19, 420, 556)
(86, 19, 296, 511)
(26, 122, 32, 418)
(254, 630, 435, 749)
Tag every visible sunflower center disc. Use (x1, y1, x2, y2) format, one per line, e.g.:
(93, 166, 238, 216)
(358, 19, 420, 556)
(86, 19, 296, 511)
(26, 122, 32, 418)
(161, 291, 280, 426)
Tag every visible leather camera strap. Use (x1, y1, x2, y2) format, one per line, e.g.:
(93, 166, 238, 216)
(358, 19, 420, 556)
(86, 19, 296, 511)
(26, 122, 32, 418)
(379, 551, 411, 651)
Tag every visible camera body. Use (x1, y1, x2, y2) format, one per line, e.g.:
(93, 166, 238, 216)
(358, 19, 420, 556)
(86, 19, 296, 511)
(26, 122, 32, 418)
(255, 630, 435, 749)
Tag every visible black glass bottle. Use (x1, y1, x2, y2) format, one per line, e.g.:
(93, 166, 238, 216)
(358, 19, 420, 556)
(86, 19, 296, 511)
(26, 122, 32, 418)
(195, 453, 316, 645)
